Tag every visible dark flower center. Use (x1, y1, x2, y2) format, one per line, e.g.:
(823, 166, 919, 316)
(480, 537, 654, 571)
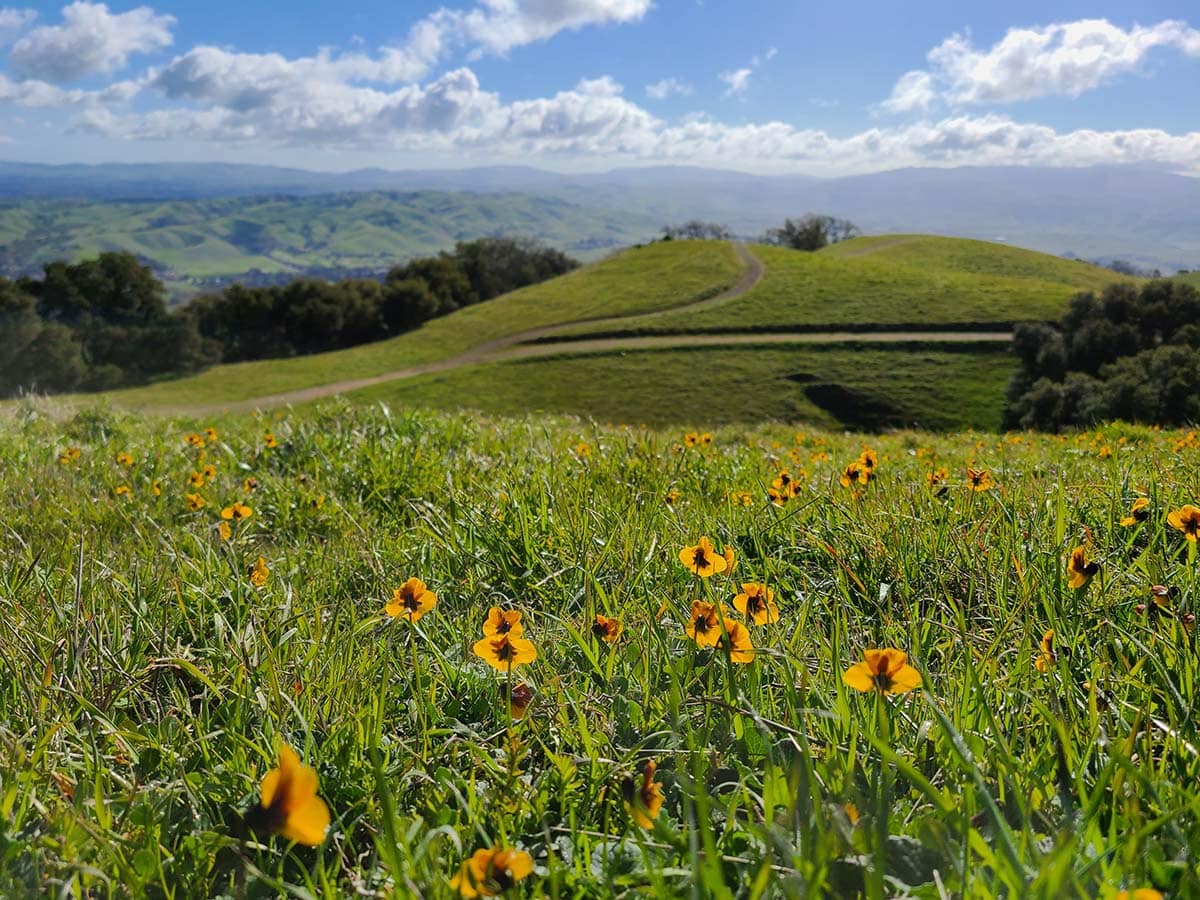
(692, 549, 710, 568)
(693, 615, 711, 633)
(495, 641, 516, 661)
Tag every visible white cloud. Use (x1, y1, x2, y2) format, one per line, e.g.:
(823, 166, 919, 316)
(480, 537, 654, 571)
(0, 7, 36, 44)
(0, 71, 142, 107)
(645, 77, 692, 100)
(880, 70, 935, 113)
(719, 67, 752, 96)
(882, 18, 1200, 111)
(8, 1, 174, 83)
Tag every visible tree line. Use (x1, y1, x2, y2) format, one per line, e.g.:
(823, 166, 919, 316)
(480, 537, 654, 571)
(0, 237, 578, 397)
(1005, 279, 1200, 429)
(661, 214, 860, 251)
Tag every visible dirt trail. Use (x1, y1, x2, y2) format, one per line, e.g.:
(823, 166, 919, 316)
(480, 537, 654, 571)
(160, 242, 1012, 415)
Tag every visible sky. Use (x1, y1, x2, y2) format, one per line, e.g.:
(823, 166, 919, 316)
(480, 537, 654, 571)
(0, 0, 1197, 175)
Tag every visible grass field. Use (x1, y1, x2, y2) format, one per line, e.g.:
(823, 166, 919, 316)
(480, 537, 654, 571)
(1175, 271, 1200, 289)
(2, 402, 1197, 897)
(357, 345, 1016, 431)
(558, 238, 1132, 339)
(101, 241, 742, 408)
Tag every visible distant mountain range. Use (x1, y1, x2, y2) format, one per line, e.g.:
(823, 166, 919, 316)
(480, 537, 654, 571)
(0, 160, 1196, 282)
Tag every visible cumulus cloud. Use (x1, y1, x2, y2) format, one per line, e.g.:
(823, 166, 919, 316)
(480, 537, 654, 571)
(882, 18, 1200, 112)
(645, 77, 692, 100)
(0, 7, 37, 44)
(0, 71, 142, 106)
(8, 1, 174, 83)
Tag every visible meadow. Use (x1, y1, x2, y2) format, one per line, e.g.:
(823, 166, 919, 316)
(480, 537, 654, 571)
(1, 400, 1196, 898)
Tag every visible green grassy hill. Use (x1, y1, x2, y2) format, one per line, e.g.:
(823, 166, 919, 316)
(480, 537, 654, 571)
(91, 235, 1135, 431)
(0, 192, 661, 297)
(1175, 271, 1200, 289)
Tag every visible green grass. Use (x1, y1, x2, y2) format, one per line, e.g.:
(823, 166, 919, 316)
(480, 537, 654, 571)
(353, 345, 1016, 431)
(0, 192, 662, 293)
(101, 241, 742, 408)
(2, 402, 1198, 897)
(560, 238, 1132, 338)
(1174, 271, 1200, 289)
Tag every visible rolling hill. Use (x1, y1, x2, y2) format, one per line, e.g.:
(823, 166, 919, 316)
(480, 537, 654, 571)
(80, 235, 1140, 432)
(0, 191, 662, 298)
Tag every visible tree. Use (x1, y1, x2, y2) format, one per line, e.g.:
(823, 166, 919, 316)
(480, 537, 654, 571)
(761, 215, 860, 251)
(661, 221, 733, 241)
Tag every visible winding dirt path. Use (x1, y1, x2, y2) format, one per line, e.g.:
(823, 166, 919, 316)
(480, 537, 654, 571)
(167, 242, 1012, 415)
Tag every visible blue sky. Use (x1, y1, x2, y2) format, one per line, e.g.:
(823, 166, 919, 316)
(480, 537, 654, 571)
(0, 0, 1197, 174)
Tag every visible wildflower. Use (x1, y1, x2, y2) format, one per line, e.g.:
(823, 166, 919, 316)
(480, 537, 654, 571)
(966, 467, 994, 492)
(1034, 629, 1056, 673)
(768, 471, 798, 505)
(263, 431, 278, 449)
(843, 802, 860, 825)
(699, 432, 713, 447)
(385, 577, 437, 622)
(243, 477, 259, 493)
(115, 452, 134, 466)
(573, 441, 591, 458)
(1167, 504, 1200, 541)
(730, 490, 755, 507)
(592, 614, 623, 643)
(202, 464, 218, 481)
(502, 682, 533, 720)
(718, 620, 755, 663)
(665, 489, 681, 504)
(685, 600, 723, 648)
(204, 427, 218, 444)
(858, 447, 878, 474)
(188, 471, 205, 487)
(450, 846, 533, 898)
(622, 760, 664, 829)
(1098, 445, 1113, 459)
(722, 545, 737, 573)
(483, 607, 523, 637)
(926, 467, 949, 488)
(151, 480, 161, 497)
(309, 494, 326, 510)
(842, 648, 922, 695)
(221, 501, 253, 521)
(1114, 891, 1163, 900)
(473, 633, 537, 671)
(185, 493, 206, 511)
(250, 557, 270, 587)
(185, 433, 205, 448)
(58, 446, 81, 465)
(683, 431, 699, 448)
(733, 583, 779, 625)
(114, 485, 131, 497)
(678, 537, 728, 577)
(839, 461, 863, 488)
(1067, 546, 1099, 590)
(244, 743, 330, 847)
(1120, 497, 1150, 527)
(218, 521, 232, 542)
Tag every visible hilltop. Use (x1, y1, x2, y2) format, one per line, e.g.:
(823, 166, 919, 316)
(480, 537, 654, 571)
(85, 235, 1138, 432)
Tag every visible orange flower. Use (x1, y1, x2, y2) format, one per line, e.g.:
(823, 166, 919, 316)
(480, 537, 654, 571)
(622, 760, 665, 829)
(188, 470, 205, 488)
(450, 846, 533, 898)
(250, 557, 270, 587)
(114, 485, 131, 497)
(858, 447, 878, 473)
(244, 743, 330, 846)
(185, 493, 206, 511)
(202, 464, 218, 481)
(263, 431, 278, 449)
(150, 479, 162, 497)
(685, 600, 723, 648)
(1034, 628, 1056, 673)
(58, 446, 81, 465)
(733, 583, 779, 625)
(842, 649, 922, 695)
(1115, 890, 1163, 900)
(1119, 497, 1150, 527)
(591, 614, 623, 643)
(718, 620, 755, 664)
(185, 432, 205, 448)
(217, 521, 232, 542)
(1167, 504, 1200, 541)
(839, 461, 863, 488)
(678, 537, 728, 577)
(115, 451, 134, 466)
(1067, 546, 1099, 590)
(243, 477, 259, 493)
(966, 467, 994, 492)
(384, 577, 437, 622)
(473, 634, 537, 671)
(204, 427, 219, 444)
(221, 501, 253, 521)
(502, 682, 533, 719)
(482, 607, 523, 638)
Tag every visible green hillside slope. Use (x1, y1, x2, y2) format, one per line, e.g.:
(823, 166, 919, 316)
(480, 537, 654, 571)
(559, 235, 1132, 339)
(103, 240, 742, 407)
(0, 191, 662, 295)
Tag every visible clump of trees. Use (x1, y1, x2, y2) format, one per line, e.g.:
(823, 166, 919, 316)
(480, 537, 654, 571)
(0, 236, 578, 397)
(661, 221, 733, 241)
(760, 215, 860, 251)
(1004, 279, 1200, 430)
